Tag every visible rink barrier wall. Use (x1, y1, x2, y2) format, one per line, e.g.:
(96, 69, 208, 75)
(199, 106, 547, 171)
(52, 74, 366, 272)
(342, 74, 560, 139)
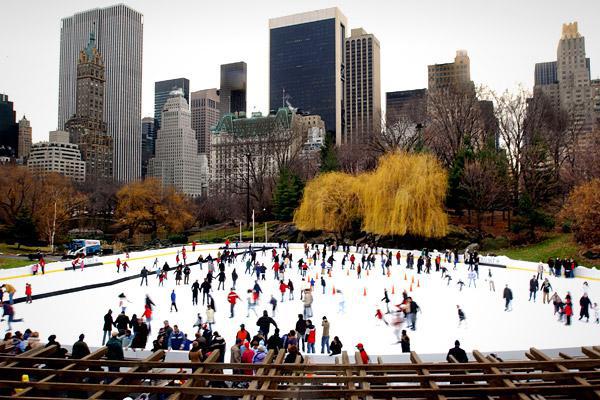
(8, 246, 276, 304)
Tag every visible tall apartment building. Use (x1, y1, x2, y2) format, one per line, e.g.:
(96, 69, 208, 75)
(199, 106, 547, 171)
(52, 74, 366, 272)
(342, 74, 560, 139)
(154, 78, 190, 130)
(27, 130, 86, 182)
(344, 28, 381, 144)
(148, 93, 207, 197)
(17, 116, 32, 160)
(428, 50, 472, 91)
(191, 89, 220, 157)
(141, 117, 154, 178)
(210, 107, 318, 194)
(385, 89, 427, 126)
(58, 4, 143, 181)
(219, 63, 246, 116)
(269, 8, 347, 144)
(64, 31, 113, 181)
(0, 94, 18, 158)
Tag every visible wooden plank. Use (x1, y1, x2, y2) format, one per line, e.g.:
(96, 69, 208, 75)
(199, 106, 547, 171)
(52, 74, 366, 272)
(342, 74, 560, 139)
(355, 351, 372, 400)
(1, 345, 58, 368)
(243, 350, 276, 400)
(282, 353, 304, 400)
(410, 351, 447, 400)
(530, 347, 600, 400)
(88, 349, 164, 400)
(342, 351, 359, 400)
(473, 350, 531, 400)
(255, 350, 286, 400)
(14, 347, 107, 397)
(168, 349, 220, 400)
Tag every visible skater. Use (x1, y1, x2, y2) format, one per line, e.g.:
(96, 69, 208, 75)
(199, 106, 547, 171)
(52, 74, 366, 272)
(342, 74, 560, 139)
(246, 290, 258, 318)
(183, 265, 191, 285)
(257, 310, 278, 336)
(381, 289, 391, 314)
(227, 289, 240, 318)
(592, 302, 599, 324)
(467, 270, 477, 288)
(488, 269, 495, 292)
(116, 257, 121, 273)
(565, 300, 573, 326)
(200, 279, 211, 305)
(320, 276, 326, 294)
(25, 283, 32, 304)
(232, 269, 238, 289)
(1, 284, 15, 305)
(375, 308, 388, 326)
(287, 279, 294, 300)
(2, 302, 23, 331)
(279, 280, 288, 302)
(206, 305, 215, 330)
(191, 280, 200, 305)
(503, 285, 513, 311)
(541, 278, 552, 304)
(321, 316, 330, 354)
(303, 289, 313, 319)
(407, 297, 420, 331)
(457, 305, 466, 327)
(140, 267, 149, 286)
(400, 330, 410, 353)
(537, 261, 545, 280)
(217, 270, 226, 291)
(528, 275, 539, 302)
(175, 267, 183, 285)
(170, 290, 178, 312)
(118, 293, 131, 313)
(579, 293, 592, 322)
(269, 295, 278, 317)
(102, 310, 115, 345)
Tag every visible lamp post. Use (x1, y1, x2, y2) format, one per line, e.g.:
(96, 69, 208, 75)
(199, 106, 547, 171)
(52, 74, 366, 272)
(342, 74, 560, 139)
(245, 153, 251, 227)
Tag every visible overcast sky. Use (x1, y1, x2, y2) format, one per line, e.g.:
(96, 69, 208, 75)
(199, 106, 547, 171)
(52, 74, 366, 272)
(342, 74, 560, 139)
(1, 0, 599, 142)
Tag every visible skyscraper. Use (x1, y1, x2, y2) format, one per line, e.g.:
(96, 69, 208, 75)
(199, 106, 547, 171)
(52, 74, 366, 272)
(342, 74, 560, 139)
(191, 89, 220, 157)
(269, 7, 347, 144)
(58, 4, 143, 182)
(344, 28, 381, 144)
(0, 94, 18, 158)
(28, 130, 86, 182)
(141, 117, 155, 178)
(65, 31, 113, 181)
(154, 78, 190, 130)
(219, 62, 246, 116)
(17, 116, 32, 160)
(557, 22, 593, 131)
(534, 61, 558, 86)
(148, 93, 208, 197)
(385, 89, 427, 126)
(428, 50, 472, 91)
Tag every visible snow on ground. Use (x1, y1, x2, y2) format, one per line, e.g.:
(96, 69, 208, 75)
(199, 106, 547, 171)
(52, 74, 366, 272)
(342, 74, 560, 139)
(1, 244, 598, 358)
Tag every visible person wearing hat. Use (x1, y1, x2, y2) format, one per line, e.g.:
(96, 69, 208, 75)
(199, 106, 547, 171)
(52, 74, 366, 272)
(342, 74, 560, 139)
(356, 343, 369, 364)
(252, 345, 267, 364)
(72, 334, 91, 359)
(446, 340, 468, 363)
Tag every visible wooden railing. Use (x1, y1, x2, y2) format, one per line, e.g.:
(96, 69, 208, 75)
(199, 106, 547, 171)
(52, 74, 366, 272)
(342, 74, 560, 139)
(0, 346, 599, 399)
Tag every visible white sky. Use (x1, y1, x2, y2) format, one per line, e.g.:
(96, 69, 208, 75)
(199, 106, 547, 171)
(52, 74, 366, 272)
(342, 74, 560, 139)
(1, 0, 599, 142)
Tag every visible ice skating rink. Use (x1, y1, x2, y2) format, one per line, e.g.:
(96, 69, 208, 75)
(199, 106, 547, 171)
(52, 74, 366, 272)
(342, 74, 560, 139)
(1, 244, 598, 356)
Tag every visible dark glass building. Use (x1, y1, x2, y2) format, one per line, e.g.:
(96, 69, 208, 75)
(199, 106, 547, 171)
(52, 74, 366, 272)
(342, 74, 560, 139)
(269, 8, 347, 143)
(219, 62, 247, 116)
(0, 94, 19, 158)
(385, 89, 427, 126)
(141, 117, 155, 178)
(154, 78, 190, 130)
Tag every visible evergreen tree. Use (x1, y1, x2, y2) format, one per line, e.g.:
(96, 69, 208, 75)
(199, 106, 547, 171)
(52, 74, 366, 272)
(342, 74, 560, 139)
(272, 169, 304, 221)
(10, 209, 38, 248)
(319, 132, 339, 172)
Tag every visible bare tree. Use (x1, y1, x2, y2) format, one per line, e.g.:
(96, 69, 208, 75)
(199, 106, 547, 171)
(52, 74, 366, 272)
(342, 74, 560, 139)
(370, 105, 426, 155)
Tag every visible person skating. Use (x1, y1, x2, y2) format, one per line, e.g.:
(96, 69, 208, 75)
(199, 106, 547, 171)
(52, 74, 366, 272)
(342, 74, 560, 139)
(381, 289, 391, 314)
(191, 280, 200, 305)
(592, 302, 599, 324)
(200, 279, 211, 305)
(564, 300, 573, 325)
(487, 269, 495, 291)
(400, 330, 410, 353)
(407, 297, 420, 330)
(320, 276, 326, 294)
(446, 340, 468, 363)
(269, 295, 278, 317)
(217, 270, 226, 290)
(579, 293, 592, 322)
(246, 289, 258, 318)
(321, 316, 330, 354)
(540, 278, 552, 304)
(228, 288, 240, 318)
(102, 310, 115, 345)
(457, 305, 466, 327)
(287, 279, 294, 300)
(140, 267, 149, 286)
(131, 317, 148, 350)
(503, 285, 513, 311)
(303, 289, 313, 319)
(170, 290, 178, 312)
(25, 283, 32, 304)
(330, 336, 343, 356)
(467, 270, 476, 288)
(183, 265, 191, 285)
(206, 305, 215, 329)
(295, 314, 307, 352)
(375, 308, 388, 326)
(115, 311, 130, 333)
(232, 269, 238, 289)
(529, 275, 539, 302)
(256, 310, 278, 336)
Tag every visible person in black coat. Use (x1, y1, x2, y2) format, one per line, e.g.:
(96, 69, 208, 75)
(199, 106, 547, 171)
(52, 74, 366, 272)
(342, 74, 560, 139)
(329, 336, 343, 356)
(210, 332, 226, 362)
(71, 334, 91, 359)
(295, 314, 307, 351)
(579, 293, 592, 322)
(200, 279, 211, 305)
(115, 311, 130, 333)
(130, 318, 148, 350)
(446, 340, 468, 363)
(267, 329, 283, 353)
(102, 310, 115, 345)
(191, 280, 200, 305)
(105, 332, 124, 373)
(400, 330, 410, 353)
(503, 285, 513, 311)
(256, 310, 278, 336)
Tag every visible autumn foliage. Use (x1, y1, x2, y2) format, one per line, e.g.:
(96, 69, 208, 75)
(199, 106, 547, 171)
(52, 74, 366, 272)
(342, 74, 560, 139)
(559, 179, 600, 247)
(294, 152, 448, 238)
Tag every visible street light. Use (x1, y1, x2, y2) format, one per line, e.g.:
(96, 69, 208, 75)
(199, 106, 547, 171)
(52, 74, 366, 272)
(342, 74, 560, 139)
(245, 153, 251, 227)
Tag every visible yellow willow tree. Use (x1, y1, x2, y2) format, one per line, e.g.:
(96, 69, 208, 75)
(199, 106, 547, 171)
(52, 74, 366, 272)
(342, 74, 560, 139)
(293, 172, 361, 239)
(361, 152, 448, 237)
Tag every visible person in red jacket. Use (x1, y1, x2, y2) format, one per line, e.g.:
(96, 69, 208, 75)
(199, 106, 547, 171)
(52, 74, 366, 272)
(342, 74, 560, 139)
(395, 251, 401, 266)
(241, 344, 255, 375)
(306, 320, 316, 353)
(356, 343, 369, 364)
(25, 283, 32, 303)
(350, 254, 355, 269)
(279, 280, 288, 302)
(564, 300, 573, 326)
(143, 304, 153, 333)
(116, 257, 121, 273)
(192, 241, 197, 252)
(228, 289, 241, 318)
(272, 262, 280, 280)
(39, 257, 46, 274)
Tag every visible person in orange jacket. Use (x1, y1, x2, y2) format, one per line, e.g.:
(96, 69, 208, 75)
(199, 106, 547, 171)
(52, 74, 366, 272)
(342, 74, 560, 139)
(25, 283, 33, 303)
